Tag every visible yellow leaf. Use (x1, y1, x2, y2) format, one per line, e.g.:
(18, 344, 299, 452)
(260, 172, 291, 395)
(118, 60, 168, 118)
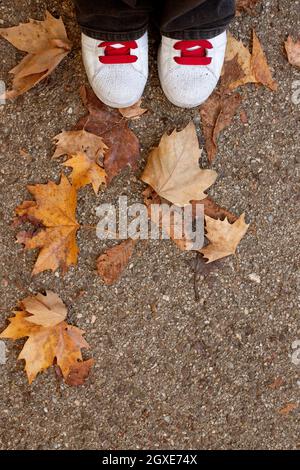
(16, 174, 79, 275)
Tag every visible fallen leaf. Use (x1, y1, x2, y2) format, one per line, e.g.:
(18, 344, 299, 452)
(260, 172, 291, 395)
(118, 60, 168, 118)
(200, 214, 249, 263)
(278, 403, 298, 415)
(97, 239, 137, 285)
(143, 187, 203, 252)
(223, 31, 277, 91)
(141, 122, 217, 206)
(0, 293, 90, 384)
(65, 358, 94, 386)
(200, 91, 242, 162)
(53, 129, 107, 161)
(53, 130, 108, 194)
(285, 36, 300, 68)
(16, 174, 79, 275)
(21, 291, 67, 327)
(75, 86, 140, 182)
(236, 0, 261, 14)
(193, 197, 238, 223)
(119, 99, 147, 119)
(0, 11, 72, 99)
(63, 152, 107, 193)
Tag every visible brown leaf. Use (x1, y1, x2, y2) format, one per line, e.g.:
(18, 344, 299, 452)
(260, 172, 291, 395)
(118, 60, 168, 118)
(200, 91, 242, 162)
(223, 31, 277, 91)
(97, 239, 137, 285)
(143, 187, 201, 252)
(141, 122, 217, 206)
(75, 86, 140, 182)
(278, 403, 298, 415)
(0, 294, 90, 384)
(192, 197, 238, 223)
(65, 358, 94, 386)
(200, 214, 249, 263)
(285, 36, 300, 68)
(119, 99, 147, 119)
(236, 0, 261, 14)
(0, 11, 72, 99)
(15, 174, 79, 275)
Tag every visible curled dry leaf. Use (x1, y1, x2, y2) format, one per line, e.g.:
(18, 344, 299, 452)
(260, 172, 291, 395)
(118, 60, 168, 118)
(65, 358, 94, 386)
(200, 214, 249, 263)
(16, 174, 79, 275)
(0, 292, 90, 384)
(75, 86, 140, 183)
(97, 239, 137, 285)
(53, 130, 108, 194)
(119, 99, 147, 119)
(0, 11, 72, 99)
(223, 31, 277, 91)
(200, 91, 242, 162)
(141, 122, 217, 206)
(285, 36, 300, 68)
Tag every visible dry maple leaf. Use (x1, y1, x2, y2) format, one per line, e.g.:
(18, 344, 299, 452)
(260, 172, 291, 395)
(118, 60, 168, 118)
(63, 152, 107, 194)
(141, 122, 217, 206)
(200, 91, 242, 162)
(74, 86, 140, 183)
(0, 292, 90, 384)
(16, 174, 79, 275)
(97, 239, 137, 285)
(200, 214, 249, 263)
(0, 11, 72, 99)
(53, 130, 107, 193)
(285, 36, 300, 68)
(223, 31, 277, 91)
(119, 99, 148, 119)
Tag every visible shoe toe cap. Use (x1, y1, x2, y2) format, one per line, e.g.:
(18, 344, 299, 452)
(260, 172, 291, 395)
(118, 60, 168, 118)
(91, 66, 146, 108)
(162, 68, 218, 108)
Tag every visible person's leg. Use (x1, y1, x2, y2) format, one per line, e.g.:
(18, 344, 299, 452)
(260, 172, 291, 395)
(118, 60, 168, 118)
(157, 0, 236, 108)
(74, 0, 151, 41)
(73, 0, 151, 107)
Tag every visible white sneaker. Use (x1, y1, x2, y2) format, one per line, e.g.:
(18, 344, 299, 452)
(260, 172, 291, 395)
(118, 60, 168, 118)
(81, 32, 148, 108)
(158, 32, 227, 108)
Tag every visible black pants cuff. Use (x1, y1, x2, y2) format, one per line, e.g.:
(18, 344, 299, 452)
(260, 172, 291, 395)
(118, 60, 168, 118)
(80, 26, 148, 41)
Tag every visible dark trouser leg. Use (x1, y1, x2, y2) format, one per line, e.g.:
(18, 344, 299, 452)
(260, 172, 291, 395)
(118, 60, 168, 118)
(73, 0, 152, 41)
(160, 0, 236, 40)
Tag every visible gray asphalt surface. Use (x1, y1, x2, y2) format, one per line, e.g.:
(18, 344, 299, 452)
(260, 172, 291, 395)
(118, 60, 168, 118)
(0, 0, 299, 450)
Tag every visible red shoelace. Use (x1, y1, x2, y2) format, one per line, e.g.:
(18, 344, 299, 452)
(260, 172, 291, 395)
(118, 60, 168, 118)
(98, 40, 138, 64)
(174, 39, 213, 65)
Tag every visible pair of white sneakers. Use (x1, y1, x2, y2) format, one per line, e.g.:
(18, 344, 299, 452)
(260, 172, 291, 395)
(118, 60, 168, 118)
(81, 31, 227, 109)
